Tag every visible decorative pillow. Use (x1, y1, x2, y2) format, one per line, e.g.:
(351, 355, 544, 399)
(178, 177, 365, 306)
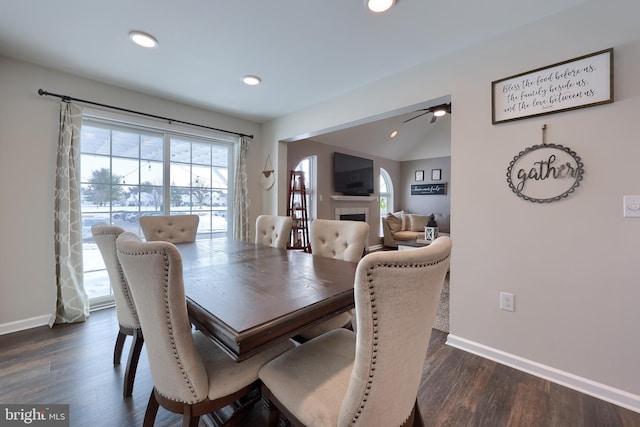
(389, 210, 408, 231)
(385, 212, 402, 233)
(433, 213, 450, 234)
(401, 213, 412, 231)
(408, 214, 434, 232)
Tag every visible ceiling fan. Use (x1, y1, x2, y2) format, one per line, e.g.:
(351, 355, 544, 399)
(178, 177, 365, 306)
(403, 103, 451, 124)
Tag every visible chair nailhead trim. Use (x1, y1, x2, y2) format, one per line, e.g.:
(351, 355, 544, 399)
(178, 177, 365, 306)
(157, 249, 199, 401)
(351, 266, 379, 423)
(96, 229, 140, 323)
(350, 254, 450, 424)
(117, 261, 139, 323)
(118, 246, 200, 403)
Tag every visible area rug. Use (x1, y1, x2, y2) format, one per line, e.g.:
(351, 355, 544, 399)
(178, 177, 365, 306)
(433, 273, 450, 333)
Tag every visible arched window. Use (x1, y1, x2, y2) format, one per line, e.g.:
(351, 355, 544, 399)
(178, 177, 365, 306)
(295, 156, 317, 220)
(379, 167, 393, 236)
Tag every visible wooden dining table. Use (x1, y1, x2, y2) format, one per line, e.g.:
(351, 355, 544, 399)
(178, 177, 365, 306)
(177, 239, 358, 362)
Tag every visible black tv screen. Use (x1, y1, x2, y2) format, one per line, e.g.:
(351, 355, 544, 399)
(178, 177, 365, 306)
(333, 152, 374, 196)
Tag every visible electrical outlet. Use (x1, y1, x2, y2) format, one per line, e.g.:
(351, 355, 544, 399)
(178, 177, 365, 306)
(500, 292, 515, 312)
(624, 195, 640, 217)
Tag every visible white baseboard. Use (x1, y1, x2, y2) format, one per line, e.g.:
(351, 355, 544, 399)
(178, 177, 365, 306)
(0, 314, 50, 335)
(446, 334, 640, 414)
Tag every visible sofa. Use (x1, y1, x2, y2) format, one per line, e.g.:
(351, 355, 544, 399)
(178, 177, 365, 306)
(381, 211, 450, 248)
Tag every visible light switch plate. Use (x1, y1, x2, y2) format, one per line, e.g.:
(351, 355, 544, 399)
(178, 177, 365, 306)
(623, 195, 640, 217)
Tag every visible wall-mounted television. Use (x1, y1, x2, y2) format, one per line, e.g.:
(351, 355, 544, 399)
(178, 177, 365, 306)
(333, 152, 374, 196)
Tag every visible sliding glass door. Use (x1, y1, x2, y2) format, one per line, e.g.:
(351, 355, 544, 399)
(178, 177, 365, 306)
(80, 118, 232, 307)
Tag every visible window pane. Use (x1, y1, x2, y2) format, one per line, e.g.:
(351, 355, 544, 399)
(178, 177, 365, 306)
(212, 145, 228, 167)
(81, 166, 123, 208)
(295, 158, 311, 189)
(380, 177, 387, 193)
(211, 167, 228, 188)
(379, 168, 393, 236)
(169, 137, 230, 228)
(170, 163, 190, 187)
(192, 142, 211, 166)
(81, 125, 111, 155)
(141, 134, 163, 161)
(170, 139, 191, 163)
(80, 154, 110, 183)
(192, 165, 211, 187)
(112, 157, 139, 186)
(141, 160, 163, 185)
(295, 157, 316, 220)
(112, 130, 140, 158)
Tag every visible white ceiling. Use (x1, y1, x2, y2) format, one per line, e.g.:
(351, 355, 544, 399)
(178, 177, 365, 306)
(0, 1, 588, 160)
(0, 1, 588, 124)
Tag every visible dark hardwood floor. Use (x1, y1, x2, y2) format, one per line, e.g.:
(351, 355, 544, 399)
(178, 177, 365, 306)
(1, 308, 638, 427)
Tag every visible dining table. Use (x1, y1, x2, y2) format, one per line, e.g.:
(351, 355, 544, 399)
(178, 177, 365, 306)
(177, 238, 358, 362)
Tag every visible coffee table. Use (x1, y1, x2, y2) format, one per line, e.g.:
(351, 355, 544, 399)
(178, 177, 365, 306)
(397, 239, 432, 251)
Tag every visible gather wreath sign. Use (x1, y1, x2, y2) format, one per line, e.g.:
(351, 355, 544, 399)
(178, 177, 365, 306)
(506, 142, 584, 203)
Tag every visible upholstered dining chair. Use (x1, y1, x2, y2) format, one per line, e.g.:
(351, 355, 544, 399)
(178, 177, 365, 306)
(309, 219, 369, 262)
(91, 223, 143, 398)
(255, 215, 294, 249)
(115, 232, 294, 427)
(139, 214, 199, 244)
(297, 219, 370, 340)
(259, 236, 452, 427)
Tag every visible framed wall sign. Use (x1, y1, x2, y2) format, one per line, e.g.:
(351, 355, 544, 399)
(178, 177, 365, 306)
(492, 48, 613, 124)
(431, 169, 441, 181)
(411, 183, 446, 196)
(415, 170, 424, 182)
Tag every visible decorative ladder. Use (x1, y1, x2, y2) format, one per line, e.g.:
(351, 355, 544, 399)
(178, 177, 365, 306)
(287, 170, 311, 252)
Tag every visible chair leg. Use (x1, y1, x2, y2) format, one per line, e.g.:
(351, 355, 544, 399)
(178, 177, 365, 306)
(123, 328, 144, 397)
(113, 331, 127, 366)
(224, 391, 262, 425)
(412, 400, 425, 427)
(263, 403, 281, 427)
(182, 405, 198, 427)
(143, 389, 160, 427)
(261, 389, 284, 427)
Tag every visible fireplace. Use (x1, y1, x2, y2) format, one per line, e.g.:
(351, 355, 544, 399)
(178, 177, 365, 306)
(335, 207, 369, 224)
(340, 213, 366, 222)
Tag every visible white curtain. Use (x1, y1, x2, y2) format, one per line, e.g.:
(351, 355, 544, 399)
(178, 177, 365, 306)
(50, 102, 89, 326)
(232, 136, 250, 241)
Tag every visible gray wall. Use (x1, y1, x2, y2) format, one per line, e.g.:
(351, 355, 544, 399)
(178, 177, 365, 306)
(3, 0, 640, 411)
(287, 138, 401, 247)
(0, 56, 261, 330)
(400, 156, 451, 216)
(261, 0, 640, 409)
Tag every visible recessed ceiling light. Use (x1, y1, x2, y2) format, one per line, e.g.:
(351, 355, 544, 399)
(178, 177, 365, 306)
(366, 0, 396, 13)
(129, 31, 158, 48)
(390, 130, 398, 138)
(243, 75, 262, 86)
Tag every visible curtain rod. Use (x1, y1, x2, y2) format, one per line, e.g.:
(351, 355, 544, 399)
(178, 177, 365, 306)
(37, 89, 253, 139)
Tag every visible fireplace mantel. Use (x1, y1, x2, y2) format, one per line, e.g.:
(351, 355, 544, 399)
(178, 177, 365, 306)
(330, 195, 377, 202)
